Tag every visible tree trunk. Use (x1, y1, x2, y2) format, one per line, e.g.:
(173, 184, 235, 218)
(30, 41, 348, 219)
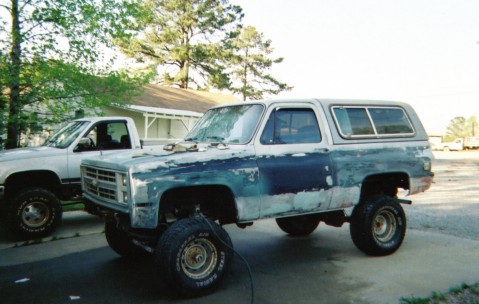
(242, 49, 249, 101)
(6, 0, 22, 149)
(182, 59, 190, 89)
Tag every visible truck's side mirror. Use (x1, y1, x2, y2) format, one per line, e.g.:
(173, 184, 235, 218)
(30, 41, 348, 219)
(74, 137, 94, 152)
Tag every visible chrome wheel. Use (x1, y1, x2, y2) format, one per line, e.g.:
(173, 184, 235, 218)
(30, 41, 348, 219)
(373, 209, 397, 243)
(181, 238, 218, 280)
(22, 201, 50, 228)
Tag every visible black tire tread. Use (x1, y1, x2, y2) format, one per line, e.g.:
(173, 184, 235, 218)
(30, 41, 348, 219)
(276, 214, 321, 236)
(350, 195, 406, 256)
(104, 221, 148, 258)
(6, 187, 62, 238)
(155, 217, 233, 296)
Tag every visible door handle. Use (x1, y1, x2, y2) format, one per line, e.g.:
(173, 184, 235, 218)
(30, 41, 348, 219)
(314, 148, 330, 154)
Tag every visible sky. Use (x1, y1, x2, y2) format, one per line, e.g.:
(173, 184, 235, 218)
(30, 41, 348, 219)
(232, 0, 479, 134)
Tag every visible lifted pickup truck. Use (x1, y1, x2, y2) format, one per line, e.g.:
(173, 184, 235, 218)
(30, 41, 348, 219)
(0, 117, 144, 238)
(81, 99, 434, 296)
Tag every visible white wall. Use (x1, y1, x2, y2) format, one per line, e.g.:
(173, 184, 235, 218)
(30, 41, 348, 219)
(104, 107, 198, 143)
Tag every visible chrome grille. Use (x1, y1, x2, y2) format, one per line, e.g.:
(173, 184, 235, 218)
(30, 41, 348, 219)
(81, 166, 128, 205)
(84, 180, 116, 200)
(85, 168, 116, 182)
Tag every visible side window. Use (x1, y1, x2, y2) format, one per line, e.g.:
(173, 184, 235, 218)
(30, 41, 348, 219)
(78, 121, 131, 151)
(260, 108, 322, 145)
(333, 106, 414, 138)
(368, 108, 414, 134)
(333, 107, 374, 136)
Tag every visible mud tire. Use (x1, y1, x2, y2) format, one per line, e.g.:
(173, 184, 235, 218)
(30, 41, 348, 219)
(154, 217, 233, 296)
(105, 221, 148, 258)
(276, 214, 321, 236)
(350, 195, 406, 256)
(6, 187, 62, 239)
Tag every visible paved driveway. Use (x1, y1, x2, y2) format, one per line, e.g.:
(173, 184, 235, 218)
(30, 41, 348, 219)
(1, 151, 478, 303)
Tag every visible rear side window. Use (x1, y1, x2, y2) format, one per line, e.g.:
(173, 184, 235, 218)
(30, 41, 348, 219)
(332, 106, 414, 138)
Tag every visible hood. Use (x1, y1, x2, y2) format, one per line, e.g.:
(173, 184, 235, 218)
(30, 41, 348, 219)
(81, 144, 253, 173)
(0, 146, 66, 163)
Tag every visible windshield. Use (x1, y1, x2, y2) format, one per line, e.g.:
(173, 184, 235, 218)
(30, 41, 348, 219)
(43, 121, 90, 148)
(185, 104, 264, 144)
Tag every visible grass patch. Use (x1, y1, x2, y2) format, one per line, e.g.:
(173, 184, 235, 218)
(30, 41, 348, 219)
(400, 283, 479, 304)
(61, 201, 84, 212)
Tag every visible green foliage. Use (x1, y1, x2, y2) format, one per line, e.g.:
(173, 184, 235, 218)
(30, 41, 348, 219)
(61, 201, 84, 212)
(444, 116, 478, 141)
(227, 26, 292, 101)
(116, 0, 243, 90)
(399, 297, 430, 304)
(0, 0, 149, 148)
(400, 282, 479, 304)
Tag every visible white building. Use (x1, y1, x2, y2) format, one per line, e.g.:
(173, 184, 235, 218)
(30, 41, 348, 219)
(103, 84, 237, 145)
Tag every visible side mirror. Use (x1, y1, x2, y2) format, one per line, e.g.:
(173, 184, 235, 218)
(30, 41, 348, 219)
(74, 138, 93, 152)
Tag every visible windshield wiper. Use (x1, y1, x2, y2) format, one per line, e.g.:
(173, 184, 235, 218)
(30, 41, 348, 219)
(43, 140, 58, 147)
(207, 136, 225, 142)
(184, 136, 199, 143)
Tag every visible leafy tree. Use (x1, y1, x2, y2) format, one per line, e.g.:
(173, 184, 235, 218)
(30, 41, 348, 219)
(444, 116, 479, 141)
(465, 116, 478, 137)
(116, 0, 243, 90)
(1, 0, 148, 149)
(228, 26, 292, 101)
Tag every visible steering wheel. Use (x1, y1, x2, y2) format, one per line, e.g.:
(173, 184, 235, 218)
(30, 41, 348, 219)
(88, 137, 96, 149)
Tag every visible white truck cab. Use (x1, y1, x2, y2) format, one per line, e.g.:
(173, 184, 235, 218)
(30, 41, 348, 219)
(0, 117, 144, 238)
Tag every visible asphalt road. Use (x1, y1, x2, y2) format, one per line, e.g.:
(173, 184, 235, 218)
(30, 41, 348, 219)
(1, 151, 479, 304)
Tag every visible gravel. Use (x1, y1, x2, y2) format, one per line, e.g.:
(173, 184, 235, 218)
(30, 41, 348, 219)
(404, 151, 479, 240)
(400, 152, 479, 303)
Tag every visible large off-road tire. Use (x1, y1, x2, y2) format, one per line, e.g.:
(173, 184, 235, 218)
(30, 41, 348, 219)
(105, 221, 149, 259)
(6, 187, 62, 239)
(276, 214, 321, 236)
(154, 217, 233, 296)
(350, 195, 406, 256)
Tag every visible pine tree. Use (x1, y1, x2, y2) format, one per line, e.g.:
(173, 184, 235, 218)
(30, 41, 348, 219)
(117, 0, 243, 90)
(228, 26, 292, 101)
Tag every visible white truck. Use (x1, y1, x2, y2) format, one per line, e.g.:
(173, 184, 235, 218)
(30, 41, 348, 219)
(464, 136, 479, 149)
(432, 137, 479, 151)
(0, 117, 149, 238)
(432, 138, 464, 151)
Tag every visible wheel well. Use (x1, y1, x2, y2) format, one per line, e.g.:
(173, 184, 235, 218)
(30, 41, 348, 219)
(159, 185, 238, 225)
(360, 172, 409, 201)
(4, 171, 62, 199)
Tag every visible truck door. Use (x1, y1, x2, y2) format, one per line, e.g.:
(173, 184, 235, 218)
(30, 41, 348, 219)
(255, 103, 334, 218)
(67, 120, 132, 182)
